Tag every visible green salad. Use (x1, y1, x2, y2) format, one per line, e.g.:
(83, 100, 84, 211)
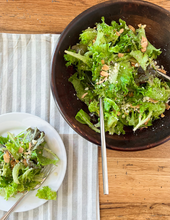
(64, 17, 170, 135)
(0, 128, 59, 200)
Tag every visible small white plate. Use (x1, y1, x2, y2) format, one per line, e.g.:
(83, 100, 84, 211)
(0, 112, 67, 212)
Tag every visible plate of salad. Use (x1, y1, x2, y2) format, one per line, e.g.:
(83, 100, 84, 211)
(0, 112, 67, 212)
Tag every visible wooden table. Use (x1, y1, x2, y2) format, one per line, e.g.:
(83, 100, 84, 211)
(1, 0, 170, 219)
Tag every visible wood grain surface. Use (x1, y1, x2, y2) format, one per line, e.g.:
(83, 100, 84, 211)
(1, 0, 170, 219)
(99, 141, 170, 219)
(0, 0, 170, 34)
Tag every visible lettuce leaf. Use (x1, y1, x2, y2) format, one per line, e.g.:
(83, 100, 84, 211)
(36, 186, 57, 200)
(75, 109, 100, 133)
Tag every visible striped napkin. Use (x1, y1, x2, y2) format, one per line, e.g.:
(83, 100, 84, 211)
(0, 34, 100, 220)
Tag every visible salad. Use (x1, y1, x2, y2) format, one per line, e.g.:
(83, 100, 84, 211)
(64, 17, 170, 135)
(0, 128, 59, 200)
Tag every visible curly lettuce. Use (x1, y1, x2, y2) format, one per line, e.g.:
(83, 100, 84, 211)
(64, 17, 170, 134)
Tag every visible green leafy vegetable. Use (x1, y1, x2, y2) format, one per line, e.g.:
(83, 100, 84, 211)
(36, 186, 57, 200)
(64, 17, 170, 134)
(0, 128, 59, 200)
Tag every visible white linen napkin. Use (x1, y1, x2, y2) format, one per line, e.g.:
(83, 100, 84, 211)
(0, 33, 100, 220)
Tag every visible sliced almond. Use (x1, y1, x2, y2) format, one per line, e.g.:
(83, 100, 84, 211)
(141, 36, 148, 53)
(102, 64, 110, 71)
(3, 151, 10, 163)
(29, 142, 32, 150)
(92, 36, 97, 43)
(118, 53, 124, 58)
(101, 59, 105, 64)
(119, 28, 124, 34)
(161, 113, 165, 118)
(148, 98, 158, 103)
(131, 62, 136, 67)
(138, 24, 146, 29)
(81, 92, 88, 99)
(166, 103, 170, 110)
(18, 147, 24, 153)
(130, 104, 140, 109)
(128, 25, 136, 33)
(158, 68, 166, 74)
(100, 71, 109, 77)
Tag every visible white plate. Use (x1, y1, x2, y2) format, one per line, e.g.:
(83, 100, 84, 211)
(0, 112, 67, 212)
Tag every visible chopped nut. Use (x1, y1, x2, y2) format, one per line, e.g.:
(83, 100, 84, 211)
(161, 113, 165, 118)
(100, 71, 109, 77)
(128, 25, 136, 33)
(141, 36, 148, 52)
(116, 28, 124, 36)
(92, 36, 97, 43)
(23, 159, 28, 166)
(143, 97, 158, 103)
(148, 98, 158, 103)
(29, 142, 32, 150)
(119, 28, 124, 34)
(131, 62, 136, 67)
(158, 68, 167, 74)
(18, 147, 24, 153)
(102, 64, 110, 71)
(117, 112, 121, 116)
(138, 24, 146, 29)
(15, 160, 19, 163)
(166, 103, 170, 110)
(118, 53, 124, 58)
(130, 104, 140, 110)
(3, 151, 10, 163)
(101, 59, 105, 64)
(81, 92, 88, 99)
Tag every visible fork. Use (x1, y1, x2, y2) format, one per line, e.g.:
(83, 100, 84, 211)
(86, 72, 109, 194)
(0, 165, 53, 220)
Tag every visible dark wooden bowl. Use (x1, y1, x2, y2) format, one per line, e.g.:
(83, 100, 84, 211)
(51, 0, 170, 151)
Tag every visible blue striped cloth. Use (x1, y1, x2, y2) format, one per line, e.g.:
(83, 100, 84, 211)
(0, 34, 99, 220)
